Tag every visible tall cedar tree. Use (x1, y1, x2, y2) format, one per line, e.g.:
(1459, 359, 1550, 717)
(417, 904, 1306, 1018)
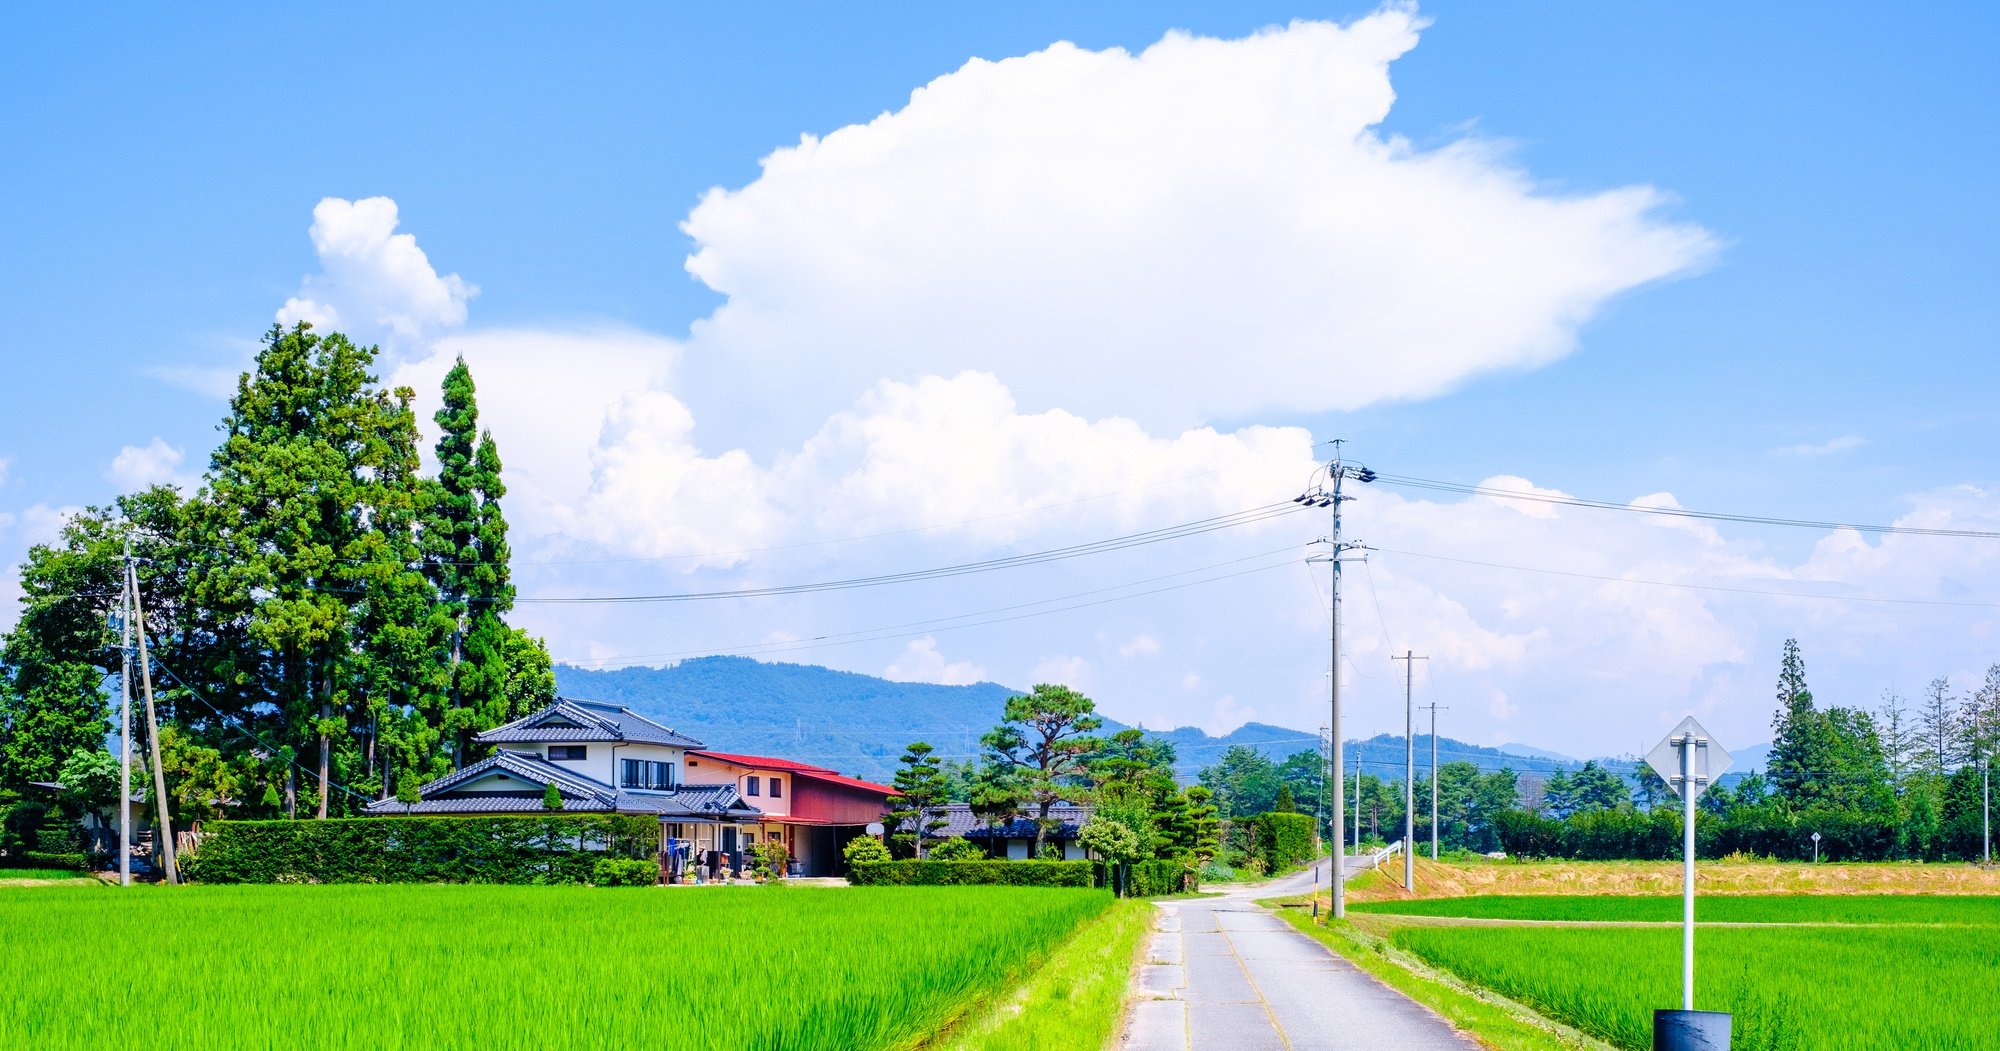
(425, 358, 551, 765)
(1767, 638, 1819, 799)
(887, 742, 950, 858)
(196, 324, 407, 817)
(982, 683, 1102, 858)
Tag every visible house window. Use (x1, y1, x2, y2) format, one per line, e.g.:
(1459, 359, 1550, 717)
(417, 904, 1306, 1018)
(621, 759, 676, 790)
(548, 745, 587, 761)
(746, 776, 761, 796)
(769, 778, 782, 799)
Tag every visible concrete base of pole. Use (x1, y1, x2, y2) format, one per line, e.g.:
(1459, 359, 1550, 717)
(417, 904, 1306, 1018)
(1653, 1010, 1731, 1050)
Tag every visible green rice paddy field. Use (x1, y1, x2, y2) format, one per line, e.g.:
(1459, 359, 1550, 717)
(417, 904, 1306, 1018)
(1358, 894, 2000, 1050)
(0, 884, 1113, 1050)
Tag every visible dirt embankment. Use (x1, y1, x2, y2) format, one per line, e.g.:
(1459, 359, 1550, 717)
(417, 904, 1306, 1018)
(1346, 857, 2000, 901)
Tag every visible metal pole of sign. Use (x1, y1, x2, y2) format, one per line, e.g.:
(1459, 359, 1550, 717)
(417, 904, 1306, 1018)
(1680, 732, 1696, 1012)
(1647, 716, 1732, 1051)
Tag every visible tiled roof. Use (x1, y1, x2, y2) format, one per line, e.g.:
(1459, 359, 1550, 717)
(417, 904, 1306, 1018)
(938, 802, 1089, 839)
(477, 698, 705, 748)
(361, 748, 761, 820)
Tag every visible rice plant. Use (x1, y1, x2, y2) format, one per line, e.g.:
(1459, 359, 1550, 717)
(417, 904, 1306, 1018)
(0, 884, 1111, 1050)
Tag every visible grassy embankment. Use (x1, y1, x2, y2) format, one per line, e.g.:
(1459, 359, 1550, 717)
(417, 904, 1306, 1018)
(1292, 858, 2000, 1050)
(0, 868, 94, 885)
(937, 898, 1151, 1051)
(0, 884, 1113, 1050)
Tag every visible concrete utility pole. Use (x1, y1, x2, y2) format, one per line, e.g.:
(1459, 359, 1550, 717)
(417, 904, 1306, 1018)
(118, 539, 133, 888)
(1352, 745, 1361, 858)
(1984, 754, 1991, 865)
(1299, 442, 1374, 919)
(1425, 699, 1447, 861)
(1392, 651, 1426, 891)
(129, 558, 178, 884)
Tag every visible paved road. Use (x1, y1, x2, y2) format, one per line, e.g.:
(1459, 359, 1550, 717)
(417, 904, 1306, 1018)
(1118, 861, 1476, 1051)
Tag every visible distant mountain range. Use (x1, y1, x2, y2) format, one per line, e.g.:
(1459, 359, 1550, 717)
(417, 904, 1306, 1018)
(553, 657, 1770, 785)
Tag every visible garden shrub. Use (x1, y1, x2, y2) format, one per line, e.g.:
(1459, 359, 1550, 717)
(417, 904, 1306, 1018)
(1096, 858, 1196, 897)
(1252, 812, 1317, 873)
(22, 851, 87, 871)
(753, 841, 790, 879)
(848, 860, 1094, 888)
(186, 815, 659, 884)
(591, 858, 657, 887)
(926, 837, 980, 862)
(842, 836, 891, 867)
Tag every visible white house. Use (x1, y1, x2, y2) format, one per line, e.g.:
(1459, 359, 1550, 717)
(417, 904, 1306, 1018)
(363, 698, 763, 872)
(937, 802, 1090, 860)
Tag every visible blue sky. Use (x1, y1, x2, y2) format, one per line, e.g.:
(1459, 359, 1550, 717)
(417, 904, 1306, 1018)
(3, 3, 1997, 759)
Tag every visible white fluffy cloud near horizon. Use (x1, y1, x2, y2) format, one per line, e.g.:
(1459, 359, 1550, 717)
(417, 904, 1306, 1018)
(80, 8, 2000, 755)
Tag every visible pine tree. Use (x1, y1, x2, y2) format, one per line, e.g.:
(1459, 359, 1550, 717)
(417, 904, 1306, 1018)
(1273, 781, 1296, 814)
(888, 742, 950, 858)
(1878, 689, 1914, 792)
(1767, 638, 1822, 800)
(1918, 677, 1958, 775)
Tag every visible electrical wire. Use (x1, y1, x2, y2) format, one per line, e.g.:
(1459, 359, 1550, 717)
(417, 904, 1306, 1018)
(522, 502, 1303, 605)
(1374, 474, 2000, 540)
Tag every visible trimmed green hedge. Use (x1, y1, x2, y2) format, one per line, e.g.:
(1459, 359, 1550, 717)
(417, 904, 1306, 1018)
(847, 860, 1095, 887)
(1096, 858, 1197, 897)
(184, 815, 659, 884)
(21, 851, 88, 872)
(591, 858, 658, 887)
(1253, 812, 1317, 873)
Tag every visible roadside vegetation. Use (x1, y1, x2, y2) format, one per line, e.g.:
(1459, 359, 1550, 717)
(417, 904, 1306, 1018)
(938, 898, 1151, 1051)
(0, 884, 1110, 1050)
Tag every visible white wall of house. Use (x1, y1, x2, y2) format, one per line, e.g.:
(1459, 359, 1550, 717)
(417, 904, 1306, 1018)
(518, 741, 687, 790)
(999, 838, 1083, 861)
(682, 757, 792, 818)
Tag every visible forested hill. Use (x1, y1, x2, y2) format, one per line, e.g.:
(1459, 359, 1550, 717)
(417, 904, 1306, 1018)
(553, 657, 1618, 783)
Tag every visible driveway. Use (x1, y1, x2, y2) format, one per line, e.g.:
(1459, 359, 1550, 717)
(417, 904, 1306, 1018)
(1118, 860, 1477, 1051)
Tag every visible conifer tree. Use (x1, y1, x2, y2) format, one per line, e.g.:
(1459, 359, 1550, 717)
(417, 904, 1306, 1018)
(888, 742, 950, 858)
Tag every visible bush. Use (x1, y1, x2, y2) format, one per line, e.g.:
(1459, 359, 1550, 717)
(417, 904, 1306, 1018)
(21, 851, 87, 872)
(1097, 857, 1196, 897)
(753, 841, 790, 879)
(927, 837, 981, 862)
(847, 860, 1095, 888)
(843, 836, 892, 867)
(1252, 812, 1317, 873)
(592, 858, 656, 887)
(185, 815, 660, 884)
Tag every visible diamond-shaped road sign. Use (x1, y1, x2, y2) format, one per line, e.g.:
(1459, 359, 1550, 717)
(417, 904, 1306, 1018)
(1646, 716, 1733, 801)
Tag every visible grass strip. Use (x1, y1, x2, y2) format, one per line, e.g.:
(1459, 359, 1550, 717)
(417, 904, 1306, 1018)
(933, 898, 1151, 1051)
(1270, 904, 1615, 1051)
(1353, 893, 2000, 925)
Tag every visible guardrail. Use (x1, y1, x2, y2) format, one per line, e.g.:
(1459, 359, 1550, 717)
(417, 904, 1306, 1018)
(1363, 839, 1403, 871)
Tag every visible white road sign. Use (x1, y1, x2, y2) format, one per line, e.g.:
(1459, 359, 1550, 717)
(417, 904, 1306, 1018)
(1646, 716, 1733, 802)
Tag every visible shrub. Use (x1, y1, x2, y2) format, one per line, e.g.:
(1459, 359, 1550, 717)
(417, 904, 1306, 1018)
(1252, 812, 1317, 873)
(1078, 818, 1141, 864)
(927, 837, 981, 862)
(843, 836, 892, 867)
(753, 841, 789, 879)
(848, 860, 1095, 888)
(187, 815, 660, 884)
(22, 851, 87, 872)
(592, 858, 656, 887)
(1097, 857, 1196, 897)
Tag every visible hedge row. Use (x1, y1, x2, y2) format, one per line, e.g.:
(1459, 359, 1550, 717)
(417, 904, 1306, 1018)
(184, 815, 659, 884)
(20, 851, 88, 871)
(848, 860, 1095, 887)
(1495, 806, 1921, 862)
(1253, 812, 1318, 873)
(1099, 858, 1196, 897)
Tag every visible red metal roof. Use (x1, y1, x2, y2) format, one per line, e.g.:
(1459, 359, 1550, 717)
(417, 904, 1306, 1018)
(689, 750, 839, 774)
(794, 769, 899, 797)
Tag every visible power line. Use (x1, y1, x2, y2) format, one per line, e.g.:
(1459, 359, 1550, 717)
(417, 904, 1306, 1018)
(1375, 546, 2000, 609)
(523, 502, 1301, 604)
(1374, 474, 2000, 540)
(558, 545, 1301, 666)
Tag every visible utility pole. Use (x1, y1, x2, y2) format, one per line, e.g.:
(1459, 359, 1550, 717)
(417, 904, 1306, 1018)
(1984, 753, 1991, 866)
(118, 539, 133, 888)
(1352, 745, 1361, 858)
(1392, 651, 1426, 891)
(128, 557, 178, 884)
(1425, 699, 1448, 861)
(1299, 442, 1375, 919)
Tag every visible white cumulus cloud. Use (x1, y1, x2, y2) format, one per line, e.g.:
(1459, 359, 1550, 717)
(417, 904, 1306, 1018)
(105, 438, 193, 491)
(1118, 633, 1161, 658)
(1774, 435, 1865, 458)
(679, 8, 1715, 434)
(278, 196, 476, 351)
(884, 637, 989, 686)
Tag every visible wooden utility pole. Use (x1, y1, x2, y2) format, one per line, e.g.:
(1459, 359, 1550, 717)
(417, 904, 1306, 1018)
(128, 558, 178, 884)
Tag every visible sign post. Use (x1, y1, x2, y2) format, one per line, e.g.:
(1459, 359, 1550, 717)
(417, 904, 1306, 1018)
(1645, 716, 1734, 1051)
(1811, 831, 1821, 863)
